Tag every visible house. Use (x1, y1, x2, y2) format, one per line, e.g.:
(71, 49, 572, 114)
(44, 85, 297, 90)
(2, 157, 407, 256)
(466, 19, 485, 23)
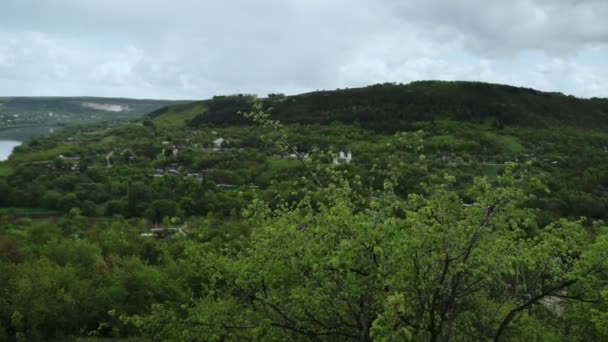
(333, 151, 352, 165)
(58, 154, 81, 161)
(142, 225, 188, 239)
(213, 137, 226, 148)
(275, 152, 310, 160)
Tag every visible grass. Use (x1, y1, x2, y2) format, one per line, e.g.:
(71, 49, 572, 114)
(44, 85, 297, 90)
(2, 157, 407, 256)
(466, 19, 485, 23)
(153, 102, 207, 128)
(486, 132, 524, 154)
(425, 134, 480, 152)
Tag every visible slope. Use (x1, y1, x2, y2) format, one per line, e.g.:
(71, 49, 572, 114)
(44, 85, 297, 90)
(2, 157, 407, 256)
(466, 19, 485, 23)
(151, 81, 608, 132)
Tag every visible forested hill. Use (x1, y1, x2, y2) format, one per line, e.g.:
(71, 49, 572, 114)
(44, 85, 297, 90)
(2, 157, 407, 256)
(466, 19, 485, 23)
(150, 81, 608, 131)
(4, 81, 608, 340)
(0, 96, 189, 129)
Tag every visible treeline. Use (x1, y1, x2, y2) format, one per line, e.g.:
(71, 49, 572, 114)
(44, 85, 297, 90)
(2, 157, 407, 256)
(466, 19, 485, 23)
(180, 81, 608, 132)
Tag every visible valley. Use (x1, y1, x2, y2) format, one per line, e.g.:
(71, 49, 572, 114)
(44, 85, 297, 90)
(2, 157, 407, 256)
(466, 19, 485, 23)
(0, 96, 188, 129)
(1, 81, 608, 341)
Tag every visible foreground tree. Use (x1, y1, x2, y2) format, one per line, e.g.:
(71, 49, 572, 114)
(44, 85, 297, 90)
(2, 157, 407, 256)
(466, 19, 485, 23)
(130, 165, 608, 341)
(128, 104, 608, 341)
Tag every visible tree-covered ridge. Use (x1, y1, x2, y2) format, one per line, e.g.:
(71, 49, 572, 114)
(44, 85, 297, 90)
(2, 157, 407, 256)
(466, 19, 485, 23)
(174, 81, 608, 131)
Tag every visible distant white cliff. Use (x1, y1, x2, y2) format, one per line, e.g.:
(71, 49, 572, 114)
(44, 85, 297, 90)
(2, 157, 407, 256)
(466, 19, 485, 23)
(81, 102, 131, 112)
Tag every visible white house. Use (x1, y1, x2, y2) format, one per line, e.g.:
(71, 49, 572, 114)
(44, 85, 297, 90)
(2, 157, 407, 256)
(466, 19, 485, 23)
(213, 137, 226, 148)
(333, 151, 353, 165)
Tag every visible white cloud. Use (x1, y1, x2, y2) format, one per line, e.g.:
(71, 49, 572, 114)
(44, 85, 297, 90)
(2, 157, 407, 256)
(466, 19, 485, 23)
(0, 0, 606, 98)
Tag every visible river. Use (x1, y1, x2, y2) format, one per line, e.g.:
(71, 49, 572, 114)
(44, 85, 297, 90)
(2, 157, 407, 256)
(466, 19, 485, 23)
(0, 126, 59, 161)
(0, 140, 21, 161)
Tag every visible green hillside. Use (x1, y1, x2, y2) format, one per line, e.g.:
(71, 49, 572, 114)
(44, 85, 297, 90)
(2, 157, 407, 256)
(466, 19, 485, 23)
(148, 101, 207, 128)
(155, 81, 608, 131)
(2, 81, 608, 341)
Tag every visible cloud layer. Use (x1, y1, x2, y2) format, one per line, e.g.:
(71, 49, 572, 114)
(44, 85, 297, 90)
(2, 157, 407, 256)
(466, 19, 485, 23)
(1, 0, 607, 99)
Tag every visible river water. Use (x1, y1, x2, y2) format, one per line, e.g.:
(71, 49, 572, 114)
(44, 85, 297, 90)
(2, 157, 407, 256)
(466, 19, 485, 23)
(0, 140, 21, 161)
(0, 126, 59, 162)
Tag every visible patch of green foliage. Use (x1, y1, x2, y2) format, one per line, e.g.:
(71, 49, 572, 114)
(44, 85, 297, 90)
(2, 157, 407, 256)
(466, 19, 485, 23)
(0, 164, 14, 177)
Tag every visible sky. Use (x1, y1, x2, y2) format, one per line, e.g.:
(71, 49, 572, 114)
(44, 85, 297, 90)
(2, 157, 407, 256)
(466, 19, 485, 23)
(1, 0, 607, 100)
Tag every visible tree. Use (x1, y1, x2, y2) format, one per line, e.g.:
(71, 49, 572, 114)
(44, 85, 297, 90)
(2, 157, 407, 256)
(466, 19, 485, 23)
(149, 199, 178, 223)
(0, 181, 11, 206)
(130, 163, 608, 341)
(128, 104, 608, 341)
(105, 199, 127, 217)
(42, 190, 62, 210)
(58, 193, 79, 213)
(127, 182, 152, 217)
(137, 168, 608, 341)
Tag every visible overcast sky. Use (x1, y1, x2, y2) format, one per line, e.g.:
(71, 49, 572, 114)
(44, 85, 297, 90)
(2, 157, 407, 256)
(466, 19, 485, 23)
(1, 0, 607, 99)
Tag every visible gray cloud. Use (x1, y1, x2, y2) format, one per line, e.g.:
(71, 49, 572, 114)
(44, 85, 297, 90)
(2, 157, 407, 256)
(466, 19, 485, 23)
(0, 0, 606, 99)
(388, 0, 608, 55)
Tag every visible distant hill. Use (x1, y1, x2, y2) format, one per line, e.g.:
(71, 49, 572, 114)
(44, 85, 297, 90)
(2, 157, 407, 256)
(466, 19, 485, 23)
(150, 81, 608, 132)
(0, 97, 190, 129)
